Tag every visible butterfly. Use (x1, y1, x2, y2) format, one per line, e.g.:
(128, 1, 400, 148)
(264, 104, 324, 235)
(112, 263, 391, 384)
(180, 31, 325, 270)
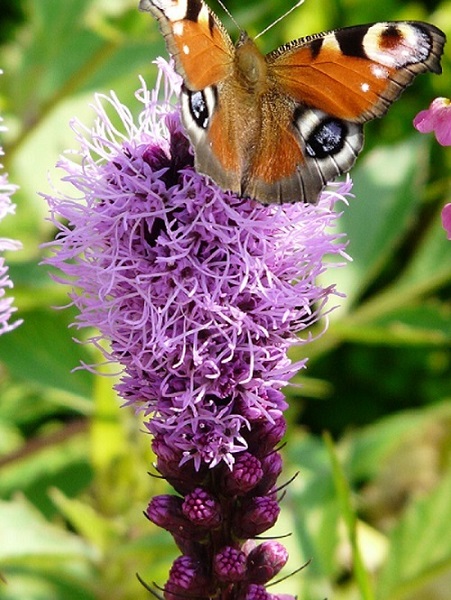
(139, 0, 446, 204)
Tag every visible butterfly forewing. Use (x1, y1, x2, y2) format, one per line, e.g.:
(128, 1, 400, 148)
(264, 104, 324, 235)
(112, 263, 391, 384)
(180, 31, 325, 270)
(268, 22, 445, 124)
(140, 0, 234, 89)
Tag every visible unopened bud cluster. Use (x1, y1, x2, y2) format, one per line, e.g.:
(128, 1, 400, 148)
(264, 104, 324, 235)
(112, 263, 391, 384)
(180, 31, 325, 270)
(147, 443, 289, 599)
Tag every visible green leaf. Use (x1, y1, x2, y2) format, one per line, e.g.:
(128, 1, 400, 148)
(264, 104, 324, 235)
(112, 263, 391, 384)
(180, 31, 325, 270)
(0, 573, 97, 600)
(325, 433, 375, 600)
(90, 368, 128, 472)
(0, 499, 97, 600)
(396, 208, 451, 293)
(331, 137, 430, 305)
(376, 470, 451, 600)
(347, 403, 451, 482)
(7, 0, 155, 117)
(332, 300, 451, 347)
(285, 435, 337, 559)
(0, 497, 96, 563)
(0, 427, 91, 517)
(0, 309, 94, 402)
(49, 488, 121, 549)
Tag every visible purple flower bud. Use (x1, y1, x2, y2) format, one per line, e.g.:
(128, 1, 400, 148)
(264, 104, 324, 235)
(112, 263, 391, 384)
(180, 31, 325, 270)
(153, 436, 208, 494)
(252, 452, 283, 496)
(235, 388, 288, 423)
(171, 534, 204, 558)
(152, 436, 182, 464)
(223, 452, 264, 495)
(246, 415, 287, 457)
(239, 584, 296, 600)
(182, 487, 222, 528)
(165, 555, 211, 600)
(246, 541, 289, 584)
(146, 495, 181, 525)
(233, 496, 280, 538)
(146, 495, 205, 541)
(213, 546, 247, 582)
(239, 583, 271, 600)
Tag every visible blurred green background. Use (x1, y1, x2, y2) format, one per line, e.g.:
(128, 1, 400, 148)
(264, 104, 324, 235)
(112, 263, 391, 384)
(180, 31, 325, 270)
(0, 1, 450, 599)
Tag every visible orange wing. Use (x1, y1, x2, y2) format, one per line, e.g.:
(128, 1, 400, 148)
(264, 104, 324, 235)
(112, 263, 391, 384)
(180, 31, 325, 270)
(139, 0, 234, 90)
(268, 22, 445, 123)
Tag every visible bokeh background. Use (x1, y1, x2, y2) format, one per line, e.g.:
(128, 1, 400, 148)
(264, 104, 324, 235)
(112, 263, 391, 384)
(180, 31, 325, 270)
(0, 1, 450, 599)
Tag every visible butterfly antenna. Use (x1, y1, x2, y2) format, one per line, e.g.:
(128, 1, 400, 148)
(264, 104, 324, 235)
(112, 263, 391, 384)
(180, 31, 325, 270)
(255, 0, 305, 40)
(215, 0, 242, 32)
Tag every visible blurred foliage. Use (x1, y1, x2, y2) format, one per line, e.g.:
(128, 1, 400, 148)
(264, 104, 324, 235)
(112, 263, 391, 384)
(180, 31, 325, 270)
(0, 0, 450, 599)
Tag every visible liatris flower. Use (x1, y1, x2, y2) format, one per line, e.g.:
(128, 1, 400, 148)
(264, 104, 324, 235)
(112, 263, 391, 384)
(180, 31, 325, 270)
(0, 80, 22, 336)
(413, 97, 451, 145)
(43, 59, 352, 598)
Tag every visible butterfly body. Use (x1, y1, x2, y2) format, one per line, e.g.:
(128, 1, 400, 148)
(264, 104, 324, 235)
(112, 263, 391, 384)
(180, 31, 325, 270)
(140, 0, 446, 204)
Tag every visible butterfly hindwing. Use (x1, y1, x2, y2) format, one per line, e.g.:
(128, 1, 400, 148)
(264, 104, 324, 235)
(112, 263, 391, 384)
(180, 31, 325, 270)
(241, 102, 364, 203)
(140, 1, 446, 204)
(181, 85, 243, 194)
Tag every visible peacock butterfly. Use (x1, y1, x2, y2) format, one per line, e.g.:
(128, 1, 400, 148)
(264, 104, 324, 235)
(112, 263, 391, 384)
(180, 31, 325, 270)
(139, 0, 446, 204)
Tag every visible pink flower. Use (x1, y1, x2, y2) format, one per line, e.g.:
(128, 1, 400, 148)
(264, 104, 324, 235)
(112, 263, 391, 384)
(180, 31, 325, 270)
(414, 98, 451, 241)
(413, 97, 451, 146)
(442, 203, 451, 240)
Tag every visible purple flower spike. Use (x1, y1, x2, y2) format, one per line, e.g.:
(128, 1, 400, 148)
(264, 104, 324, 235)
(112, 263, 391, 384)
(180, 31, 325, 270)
(0, 76, 22, 336)
(43, 59, 352, 597)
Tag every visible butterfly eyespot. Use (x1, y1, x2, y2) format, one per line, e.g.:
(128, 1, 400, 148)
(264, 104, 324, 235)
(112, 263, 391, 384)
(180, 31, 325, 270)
(363, 23, 433, 68)
(189, 90, 210, 128)
(305, 118, 347, 159)
(182, 85, 217, 141)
